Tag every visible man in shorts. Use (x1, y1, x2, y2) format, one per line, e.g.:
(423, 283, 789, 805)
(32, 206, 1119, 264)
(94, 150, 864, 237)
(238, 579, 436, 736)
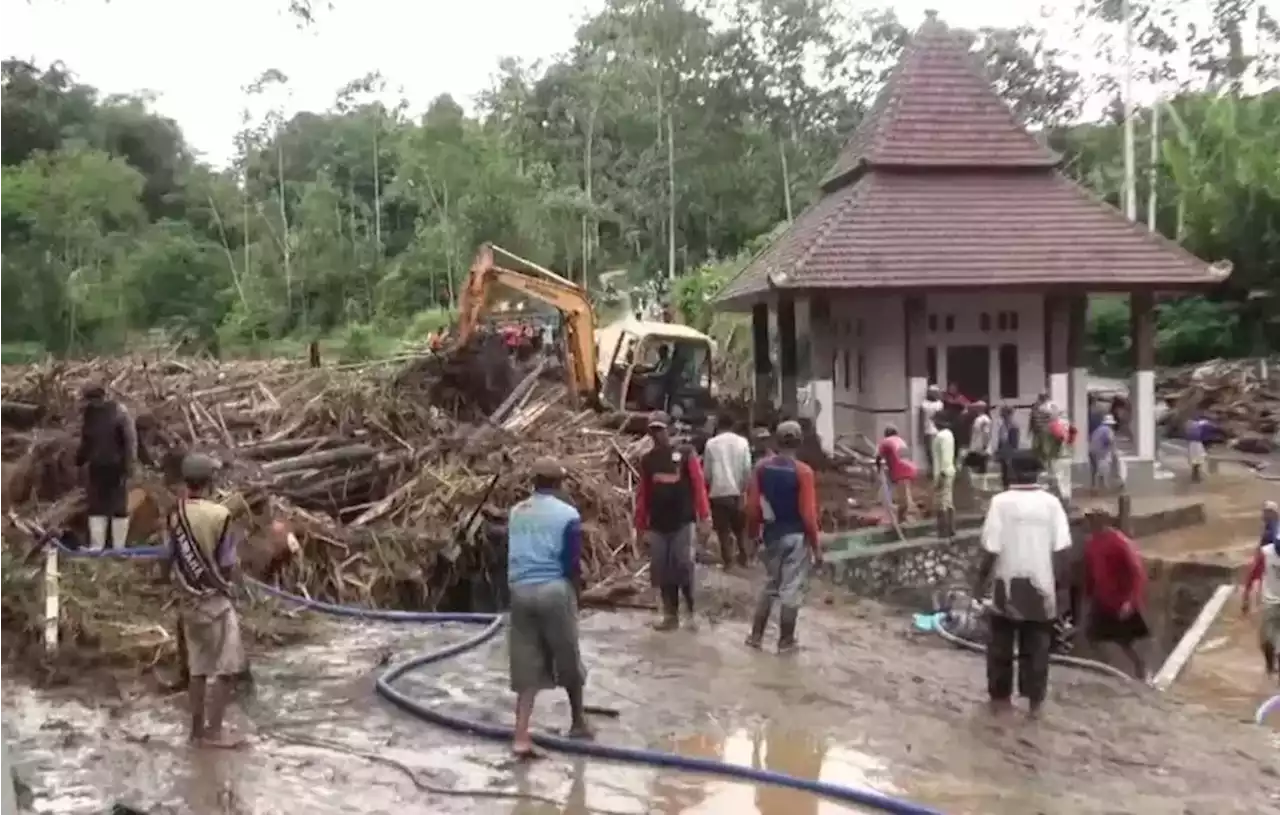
(1081, 508, 1150, 679)
(1243, 500, 1280, 683)
(162, 454, 245, 748)
(507, 457, 593, 758)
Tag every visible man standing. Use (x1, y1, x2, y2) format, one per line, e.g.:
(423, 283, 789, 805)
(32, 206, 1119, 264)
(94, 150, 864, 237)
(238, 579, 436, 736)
(163, 454, 244, 748)
(973, 451, 1072, 718)
(965, 401, 993, 476)
(506, 458, 592, 758)
(993, 404, 1021, 491)
(931, 415, 957, 539)
(76, 385, 137, 551)
(635, 411, 711, 631)
(1242, 500, 1280, 683)
(1081, 509, 1149, 679)
(876, 426, 917, 522)
(702, 414, 753, 569)
(919, 385, 944, 475)
(1089, 414, 1121, 492)
(744, 421, 822, 653)
(1029, 392, 1054, 464)
(1185, 412, 1213, 483)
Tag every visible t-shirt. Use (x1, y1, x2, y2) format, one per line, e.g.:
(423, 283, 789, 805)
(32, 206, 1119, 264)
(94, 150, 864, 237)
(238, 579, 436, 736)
(703, 431, 753, 499)
(920, 399, 943, 438)
(931, 429, 956, 477)
(980, 486, 1072, 622)
(1083, 528, 1145, 613)
(968, 414, 992, 455)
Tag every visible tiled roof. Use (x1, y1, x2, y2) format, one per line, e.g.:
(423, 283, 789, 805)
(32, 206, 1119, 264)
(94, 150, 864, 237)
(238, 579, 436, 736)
(821, 15, 1057, 189)
(714, 171, 1230, 305)
(714, 13, 1227, 306)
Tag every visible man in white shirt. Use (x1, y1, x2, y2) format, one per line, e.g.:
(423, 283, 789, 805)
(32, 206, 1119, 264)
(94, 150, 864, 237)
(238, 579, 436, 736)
(973, 451, 1073, 718)
(931, 416, 957, 539)
(702, 414, 754, 568)
(919, 385, 944, 476)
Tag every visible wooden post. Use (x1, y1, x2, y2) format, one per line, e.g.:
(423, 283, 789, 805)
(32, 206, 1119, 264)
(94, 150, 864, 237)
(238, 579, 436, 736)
(43, 545, 59, 654)
(1117, 492, 1133, 536)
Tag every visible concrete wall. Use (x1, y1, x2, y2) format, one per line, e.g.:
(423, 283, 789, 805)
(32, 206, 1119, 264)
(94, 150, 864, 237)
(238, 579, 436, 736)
(823, 292, 1047, 449)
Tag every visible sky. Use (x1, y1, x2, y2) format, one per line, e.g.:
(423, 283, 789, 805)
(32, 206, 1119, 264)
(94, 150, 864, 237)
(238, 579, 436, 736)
(0, 0, 1164, 167)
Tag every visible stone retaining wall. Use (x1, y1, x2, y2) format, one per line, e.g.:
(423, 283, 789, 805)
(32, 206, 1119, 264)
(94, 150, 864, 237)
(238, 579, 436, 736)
(824, 500, 1207, 603)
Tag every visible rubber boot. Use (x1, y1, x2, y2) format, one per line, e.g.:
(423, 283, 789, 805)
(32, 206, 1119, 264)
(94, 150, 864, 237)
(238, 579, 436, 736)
(944, 508, 956, 540)
(745, 600, 770, 649)
(777, 606, 799, 653)
(110, 517, 130, 551)
(934, 510, 949, 541)
(88, 516, 108, 551)
(652, 587, 679, 632)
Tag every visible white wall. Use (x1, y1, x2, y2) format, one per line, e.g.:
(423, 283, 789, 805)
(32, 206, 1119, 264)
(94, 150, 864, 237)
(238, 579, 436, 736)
(825, 294, 908, 446)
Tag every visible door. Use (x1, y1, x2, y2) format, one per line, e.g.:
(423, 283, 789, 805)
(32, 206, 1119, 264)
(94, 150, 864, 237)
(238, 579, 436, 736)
(945, 345, 990, 404)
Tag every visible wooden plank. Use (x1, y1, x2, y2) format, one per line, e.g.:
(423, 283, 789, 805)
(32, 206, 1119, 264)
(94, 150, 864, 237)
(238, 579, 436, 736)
(1151, 583, 1235, 691)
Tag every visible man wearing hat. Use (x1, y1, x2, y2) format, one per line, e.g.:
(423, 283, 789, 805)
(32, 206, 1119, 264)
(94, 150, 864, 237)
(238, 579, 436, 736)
(635, 411, 711, 631)
(1088, 413, 1122, 492)
(1243, 500, 1280, 683)
(162, 454, 245, 748)
(1081, 507, 1149, 679)
(744, 420, 822, 652)
(75, 384, 137, 550)
(506, 457, 592, 757)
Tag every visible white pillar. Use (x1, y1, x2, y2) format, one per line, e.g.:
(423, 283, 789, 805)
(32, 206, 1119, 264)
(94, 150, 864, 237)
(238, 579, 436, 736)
(795, 296, 835, 455)
(908, 376, 927, 466)
(1071, 366, 1090, 463)
(1049, 372, 1070, 420)
(1134, 369, 1156, 460)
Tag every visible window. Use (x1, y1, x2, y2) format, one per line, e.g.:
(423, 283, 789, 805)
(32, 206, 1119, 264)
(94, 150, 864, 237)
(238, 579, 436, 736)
(944, 314, 956, 332)
(842, 349, 850, 390)
(980, 312, 992, 332)
(926, 346, 938, 385)
(928, 314, 939, 333)
(856, 351, 866, 393)
(997, 312, 1008, 331)
(998, 344, 1019, 399)
(1008, 311, 1020, 331)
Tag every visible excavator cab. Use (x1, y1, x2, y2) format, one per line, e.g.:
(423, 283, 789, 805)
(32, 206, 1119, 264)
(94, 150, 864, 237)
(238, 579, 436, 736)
(597, 320, 716, 422)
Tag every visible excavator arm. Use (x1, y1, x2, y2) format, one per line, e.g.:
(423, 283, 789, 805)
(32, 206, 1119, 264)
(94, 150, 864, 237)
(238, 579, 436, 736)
(456, 243, 599, 401)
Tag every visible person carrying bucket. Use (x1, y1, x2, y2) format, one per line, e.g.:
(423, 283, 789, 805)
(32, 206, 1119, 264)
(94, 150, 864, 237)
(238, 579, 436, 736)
(876, 425, 917, 523)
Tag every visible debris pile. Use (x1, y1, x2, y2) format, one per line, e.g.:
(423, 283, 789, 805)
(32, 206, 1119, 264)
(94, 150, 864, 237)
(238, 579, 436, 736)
(1157, 358, 1280, 454)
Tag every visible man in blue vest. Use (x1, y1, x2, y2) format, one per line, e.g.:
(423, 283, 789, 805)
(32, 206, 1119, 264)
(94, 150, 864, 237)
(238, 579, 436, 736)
(507, 457, 592, 758)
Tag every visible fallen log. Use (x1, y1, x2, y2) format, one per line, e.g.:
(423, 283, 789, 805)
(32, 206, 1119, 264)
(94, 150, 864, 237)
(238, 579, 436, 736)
(262, 444, 377, 476)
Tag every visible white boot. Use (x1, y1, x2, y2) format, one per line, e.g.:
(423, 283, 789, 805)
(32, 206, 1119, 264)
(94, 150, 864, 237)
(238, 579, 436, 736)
(110, 517, 131, 550)
(88, 516, 108, 551)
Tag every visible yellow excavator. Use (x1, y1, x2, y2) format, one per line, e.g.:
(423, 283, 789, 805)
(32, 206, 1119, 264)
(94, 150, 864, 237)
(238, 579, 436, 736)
(455, 243, 718, 421)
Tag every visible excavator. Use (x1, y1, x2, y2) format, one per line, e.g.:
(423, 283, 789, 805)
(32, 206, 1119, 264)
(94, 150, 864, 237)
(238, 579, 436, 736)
(455, 243, 718, 422)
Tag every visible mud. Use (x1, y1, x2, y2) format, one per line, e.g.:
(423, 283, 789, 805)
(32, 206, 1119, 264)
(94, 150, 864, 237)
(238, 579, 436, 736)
(8, 560, 1280, 815)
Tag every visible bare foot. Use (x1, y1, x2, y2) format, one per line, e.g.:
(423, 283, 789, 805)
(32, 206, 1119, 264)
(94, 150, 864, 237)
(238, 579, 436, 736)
(988, 699, 1015, 717)
(512, 742, 543, 760)
(567, 723, 596, 741)
(651, 617, 678, 632)
(744, 636, 762, 650)
(199, 730, 247, 750)
(1026, 704, 1044, 721)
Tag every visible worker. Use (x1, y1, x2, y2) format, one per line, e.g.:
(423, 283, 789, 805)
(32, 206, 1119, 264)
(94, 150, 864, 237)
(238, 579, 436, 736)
(506, 457, 592, 758)
(919, 385, 944, 475)
(993, 404, 1021, 491)
(930, 415, 957, 539)
(1242, 500, 1280, 682)
(973, 451, 1072, 719)
(162, 454, 245, 748)
(965, 401, 992, 475)
(1029, 392, 1054, 464)
(635, 411, 711, 631)
(702, 414, 753, 569)
(876, 426, 917, 523)
(1089, 414, 1121, 492)
(743, 421, 822, 653)
(1184, 412, 1213, 483)
(1081, 508, 1149, 680)
(75, 384, 137, 551)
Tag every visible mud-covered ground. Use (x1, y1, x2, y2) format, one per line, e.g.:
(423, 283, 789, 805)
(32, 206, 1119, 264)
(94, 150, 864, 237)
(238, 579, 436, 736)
(7, 549, 1280, 815)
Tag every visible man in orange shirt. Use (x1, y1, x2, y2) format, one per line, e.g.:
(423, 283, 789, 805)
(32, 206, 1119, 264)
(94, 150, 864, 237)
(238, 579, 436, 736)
(744, 421, 823, 653)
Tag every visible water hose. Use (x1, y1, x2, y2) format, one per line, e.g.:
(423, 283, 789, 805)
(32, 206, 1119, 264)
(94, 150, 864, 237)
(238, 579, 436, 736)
(40, 540, 945, 815)
(1256, 694, 1280, 725)
(929, 612, 1140, 684)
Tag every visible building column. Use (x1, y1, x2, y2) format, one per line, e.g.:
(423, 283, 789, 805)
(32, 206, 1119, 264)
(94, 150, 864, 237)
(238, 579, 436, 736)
(1130, 292, 1156, 461)
(777, 295, 799, 417)
(904, 296, 927, 465)
(797, 296, 835, 454)
(1045, 295, 1070, 417)
(751, 303, 772, 407)
(1068, 295, 1090, 463)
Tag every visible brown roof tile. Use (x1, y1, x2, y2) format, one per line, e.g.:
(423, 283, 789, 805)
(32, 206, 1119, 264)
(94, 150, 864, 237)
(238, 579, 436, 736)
(715, 171, 1229, 305)
(822, 15, 1058, 189)
(714, 13, 1227, 306)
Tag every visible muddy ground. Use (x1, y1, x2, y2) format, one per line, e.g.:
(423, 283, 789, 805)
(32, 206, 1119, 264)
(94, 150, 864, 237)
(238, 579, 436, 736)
(7, 546, 1280, 815)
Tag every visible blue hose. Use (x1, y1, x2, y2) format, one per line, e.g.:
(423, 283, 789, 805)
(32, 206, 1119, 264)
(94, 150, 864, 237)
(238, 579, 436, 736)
(1256, 694, 1280, 725)
(45, 540, 943, 814)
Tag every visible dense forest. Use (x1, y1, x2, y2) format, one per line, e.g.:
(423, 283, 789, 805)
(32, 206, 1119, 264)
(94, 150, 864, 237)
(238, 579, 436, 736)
(1, 0, 1277, 368)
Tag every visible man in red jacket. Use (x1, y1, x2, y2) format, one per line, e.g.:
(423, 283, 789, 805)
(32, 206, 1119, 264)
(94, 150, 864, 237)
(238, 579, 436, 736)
(635, 411, 711, 631)
(1081, 508, 1150, 679)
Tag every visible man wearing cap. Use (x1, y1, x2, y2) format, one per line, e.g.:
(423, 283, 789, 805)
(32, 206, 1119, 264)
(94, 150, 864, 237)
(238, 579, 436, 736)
(1242, 500, 1280, 683)
(702, 413, 753, 569)
(635, 411, 711, 631)
(506, 457, 592, 757)
(1081, 508, 1149, 679)
(744, 420, 822, 652)
(973, 450, 1072, 718)
(75, 384, 137, 550)
(162, 454, 245, 748)
(1089, 413, 1122, 492)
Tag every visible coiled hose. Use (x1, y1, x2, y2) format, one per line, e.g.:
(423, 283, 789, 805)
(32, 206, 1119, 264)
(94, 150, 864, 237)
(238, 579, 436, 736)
(1256, 694, 1280, 725)
(42, 540, 945, 815)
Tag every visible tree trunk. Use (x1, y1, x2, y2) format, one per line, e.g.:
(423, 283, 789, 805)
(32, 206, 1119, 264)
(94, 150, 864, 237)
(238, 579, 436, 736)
(277, 138, 291, 315)
(666, 111, 676, 281)
(779, 137, 794, 221)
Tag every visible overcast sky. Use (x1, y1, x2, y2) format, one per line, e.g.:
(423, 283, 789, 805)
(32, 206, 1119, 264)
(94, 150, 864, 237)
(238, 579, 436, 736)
(0, 0, 1177, 167)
